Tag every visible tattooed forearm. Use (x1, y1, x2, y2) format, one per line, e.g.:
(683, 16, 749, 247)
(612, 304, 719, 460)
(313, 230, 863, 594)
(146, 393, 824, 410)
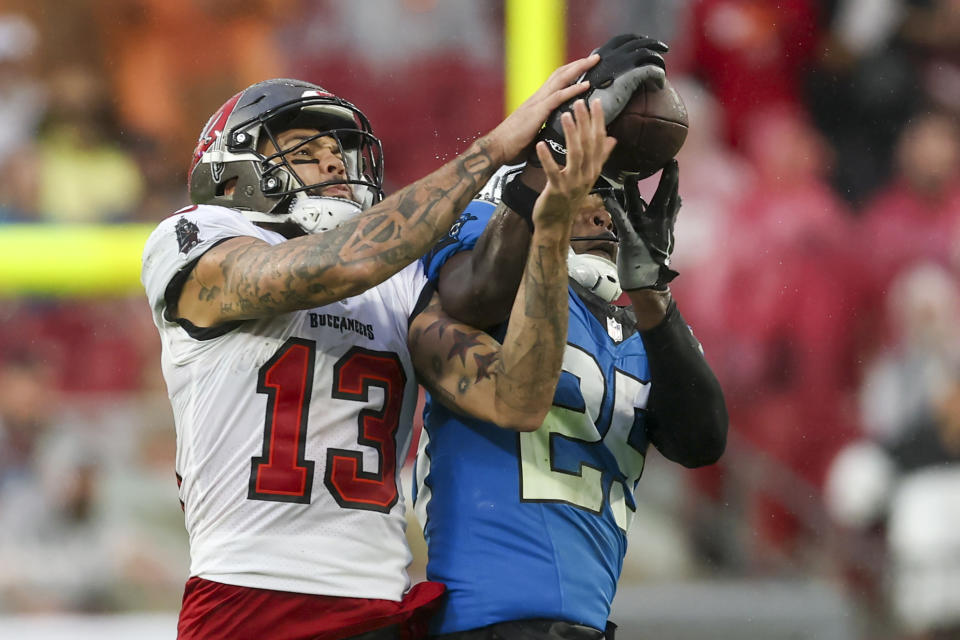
(473, 351, 500, 383)
(494, 232, 569, 416)
(204, 140, 501, 322)
(419, 309, 491, 369)
(338, 140, 497, 265)
(447, 330, 483, 365)
(408, 227, 567, 429)
(424, 318, 450, 340)
(419, 376, 459, 412)
(522, 244, 567, 320)
(410, 295, 507, 407)
(178, 136, 504, 327)
(199, 285, 220, 302)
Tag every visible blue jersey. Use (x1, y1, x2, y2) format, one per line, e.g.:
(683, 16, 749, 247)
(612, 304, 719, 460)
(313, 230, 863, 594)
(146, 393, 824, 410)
(414, 201, 651, 633)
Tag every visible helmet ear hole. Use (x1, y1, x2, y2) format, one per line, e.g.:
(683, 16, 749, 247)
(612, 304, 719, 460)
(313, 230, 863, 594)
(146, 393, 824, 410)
(215, 178, 237, 197)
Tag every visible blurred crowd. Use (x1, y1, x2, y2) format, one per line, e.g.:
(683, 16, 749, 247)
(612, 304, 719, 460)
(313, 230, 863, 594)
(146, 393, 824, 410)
(0, 0, 958, 638)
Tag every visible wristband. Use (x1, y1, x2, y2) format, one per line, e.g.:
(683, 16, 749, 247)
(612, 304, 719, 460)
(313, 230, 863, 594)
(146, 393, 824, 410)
(501, 175, 538, 232)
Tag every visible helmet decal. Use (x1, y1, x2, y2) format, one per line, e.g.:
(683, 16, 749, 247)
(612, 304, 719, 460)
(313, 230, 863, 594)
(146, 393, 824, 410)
(190, 90, 243, 182)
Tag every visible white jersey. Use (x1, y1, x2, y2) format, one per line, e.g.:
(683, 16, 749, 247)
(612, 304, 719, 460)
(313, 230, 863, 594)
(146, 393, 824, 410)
(141, 204, 428, 600)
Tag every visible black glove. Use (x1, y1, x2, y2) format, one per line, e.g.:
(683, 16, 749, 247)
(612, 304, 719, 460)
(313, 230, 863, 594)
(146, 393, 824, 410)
(605, 161, 681, 290)
(534, 34, 668, 165)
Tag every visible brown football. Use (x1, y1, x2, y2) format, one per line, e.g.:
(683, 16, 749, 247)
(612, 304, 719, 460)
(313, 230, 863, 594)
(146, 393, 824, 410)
(606, 77, 689, 179)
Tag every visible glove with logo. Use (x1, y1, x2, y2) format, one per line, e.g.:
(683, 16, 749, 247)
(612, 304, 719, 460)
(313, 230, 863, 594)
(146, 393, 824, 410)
(533, 33, 668, 166)
(605, 161, 681, 291)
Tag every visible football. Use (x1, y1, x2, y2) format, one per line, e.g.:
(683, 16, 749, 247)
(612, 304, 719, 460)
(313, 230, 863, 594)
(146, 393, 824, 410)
(605, 77, 689, 179)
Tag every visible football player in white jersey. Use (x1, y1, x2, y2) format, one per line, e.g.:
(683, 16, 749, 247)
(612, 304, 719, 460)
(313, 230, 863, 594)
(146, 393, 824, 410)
(141, 72, 615, 640)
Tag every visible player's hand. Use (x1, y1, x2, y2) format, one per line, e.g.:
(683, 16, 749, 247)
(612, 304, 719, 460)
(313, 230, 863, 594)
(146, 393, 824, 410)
(535, 34, 668, 165)
(532, 98, 616, 230)
(484, 55, 597, 166)
(606, 161, 680, 290)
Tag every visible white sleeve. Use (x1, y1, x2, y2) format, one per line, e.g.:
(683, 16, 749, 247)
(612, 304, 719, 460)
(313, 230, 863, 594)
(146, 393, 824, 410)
(140, 205, 264, 324)
(393, 261, 431, 322)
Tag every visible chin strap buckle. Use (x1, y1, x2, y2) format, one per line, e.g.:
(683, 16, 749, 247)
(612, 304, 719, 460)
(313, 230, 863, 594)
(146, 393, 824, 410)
(567, 249, 622, 303)
(287, 192, 363, 234)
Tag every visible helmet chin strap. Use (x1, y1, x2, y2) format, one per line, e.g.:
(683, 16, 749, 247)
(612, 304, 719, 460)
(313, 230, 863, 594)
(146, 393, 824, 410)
(244, 192, 363, 234)
(287, 192, 364, 233)
(567, 248, 623, 303)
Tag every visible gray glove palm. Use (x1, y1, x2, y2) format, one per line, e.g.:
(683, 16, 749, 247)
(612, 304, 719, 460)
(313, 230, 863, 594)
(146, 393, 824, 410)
(605, 161, 681, 291)
(537, 34, 668, 164)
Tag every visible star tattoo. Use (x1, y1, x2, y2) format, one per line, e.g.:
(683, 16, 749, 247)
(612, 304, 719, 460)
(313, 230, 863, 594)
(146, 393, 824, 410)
(473, 351, 500, 383)
(447, 329, 483, 365)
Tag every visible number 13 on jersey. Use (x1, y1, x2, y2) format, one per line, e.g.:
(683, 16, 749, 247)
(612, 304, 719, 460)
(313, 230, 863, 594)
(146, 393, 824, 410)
(248, 339, 405, 513)
(519, 344, 649, 532)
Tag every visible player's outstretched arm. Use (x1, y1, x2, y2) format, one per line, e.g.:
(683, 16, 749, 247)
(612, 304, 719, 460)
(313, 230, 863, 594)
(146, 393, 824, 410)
(410, 100, 615, 429)
(609, 164, 728, 466)
(174, 57, 599, 327)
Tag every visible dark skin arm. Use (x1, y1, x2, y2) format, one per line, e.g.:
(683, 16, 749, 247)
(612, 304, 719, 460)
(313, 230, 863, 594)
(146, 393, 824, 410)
(632, 296, 728, 467)
(437, 165, 669, 331)
(436, 202, 529, 329)
(608, 165, 726, 467)
(436, 165, 543, 329)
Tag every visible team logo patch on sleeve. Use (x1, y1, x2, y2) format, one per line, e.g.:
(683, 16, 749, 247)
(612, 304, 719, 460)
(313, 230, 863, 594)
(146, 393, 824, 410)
(175, 218, 201, 254)
(425, 212, 478, 266)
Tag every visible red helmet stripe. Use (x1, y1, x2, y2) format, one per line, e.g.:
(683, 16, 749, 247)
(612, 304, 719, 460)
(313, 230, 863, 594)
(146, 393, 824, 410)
(189, 90, 244, 179)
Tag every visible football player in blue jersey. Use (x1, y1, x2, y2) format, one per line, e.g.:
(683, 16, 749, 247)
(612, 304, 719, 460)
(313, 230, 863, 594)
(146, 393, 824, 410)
(414, 162, 729, 640)
(412, 36, 728, 640)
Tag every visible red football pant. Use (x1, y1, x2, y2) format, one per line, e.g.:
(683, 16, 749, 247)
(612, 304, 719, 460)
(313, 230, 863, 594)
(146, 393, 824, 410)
(178, 577, 445, 640)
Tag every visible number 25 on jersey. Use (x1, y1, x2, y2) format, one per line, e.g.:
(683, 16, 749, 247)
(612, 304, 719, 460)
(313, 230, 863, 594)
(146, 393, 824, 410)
(519, 343, 649, 532)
